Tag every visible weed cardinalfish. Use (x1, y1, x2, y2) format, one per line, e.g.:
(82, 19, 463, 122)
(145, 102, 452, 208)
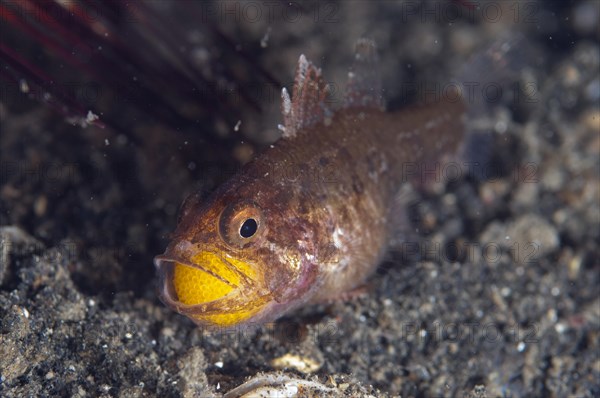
(155, 37, 523, 328)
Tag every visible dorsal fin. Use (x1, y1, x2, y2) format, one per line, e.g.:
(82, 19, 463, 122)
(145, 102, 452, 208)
(344, 38, 384, 111)
(280, 54, 331, 138)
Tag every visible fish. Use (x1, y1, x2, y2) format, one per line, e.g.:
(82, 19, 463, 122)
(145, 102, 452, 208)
(154, 37, 523, 329)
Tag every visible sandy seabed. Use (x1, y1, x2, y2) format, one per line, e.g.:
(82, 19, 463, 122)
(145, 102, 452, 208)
(1, 1, 598, 397)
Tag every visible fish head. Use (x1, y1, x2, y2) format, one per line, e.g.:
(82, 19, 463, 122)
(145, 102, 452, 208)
(154, 179, 321, 329)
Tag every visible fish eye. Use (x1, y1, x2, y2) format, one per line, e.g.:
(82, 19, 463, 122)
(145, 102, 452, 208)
(219, 201, 264, 248)
(239, 218, 257, 238)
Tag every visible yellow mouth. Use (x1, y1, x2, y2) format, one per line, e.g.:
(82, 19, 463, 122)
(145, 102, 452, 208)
(171, 251, 266, 327)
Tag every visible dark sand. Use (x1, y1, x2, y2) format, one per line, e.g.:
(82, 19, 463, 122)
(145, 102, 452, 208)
(1, 1, 598, 397)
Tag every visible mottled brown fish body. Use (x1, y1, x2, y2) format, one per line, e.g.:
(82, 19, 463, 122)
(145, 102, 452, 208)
(247, 101, 466, 302)
(154, 39, 468, 328)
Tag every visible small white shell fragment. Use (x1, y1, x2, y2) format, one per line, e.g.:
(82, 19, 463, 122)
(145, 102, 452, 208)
(223, 373, 336, 398)
(270, 353, 322, 374)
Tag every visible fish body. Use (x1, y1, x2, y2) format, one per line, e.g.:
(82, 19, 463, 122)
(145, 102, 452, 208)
(154, 38, 515, 328)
